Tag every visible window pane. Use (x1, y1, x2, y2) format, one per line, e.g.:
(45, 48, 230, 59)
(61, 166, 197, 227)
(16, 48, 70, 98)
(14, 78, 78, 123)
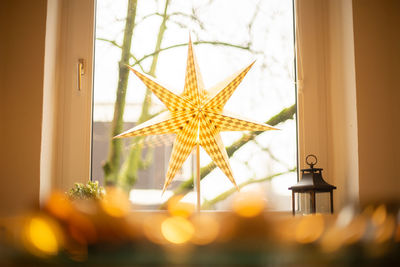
(92, 0, 297, 210)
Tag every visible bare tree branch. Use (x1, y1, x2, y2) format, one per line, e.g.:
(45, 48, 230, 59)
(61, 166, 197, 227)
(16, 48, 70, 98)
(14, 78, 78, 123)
(130, 41, 262, 67)
(97, 38, 262, 70)
(246, 0, 261, 43)
(257, 144, 292, 170)
(96, 37, 147, 73)
(168, 11, 206, 30)
(134, 12, 163, 26)
(201, 167, 296, 209)
(173, 104, 296, 195)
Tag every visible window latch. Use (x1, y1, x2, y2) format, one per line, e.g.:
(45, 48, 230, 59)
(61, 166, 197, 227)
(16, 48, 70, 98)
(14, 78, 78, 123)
(77, 58, 85, 91)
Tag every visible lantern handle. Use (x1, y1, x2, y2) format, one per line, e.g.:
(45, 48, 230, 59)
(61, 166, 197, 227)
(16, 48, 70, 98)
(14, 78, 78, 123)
(306, 154, 318, 168)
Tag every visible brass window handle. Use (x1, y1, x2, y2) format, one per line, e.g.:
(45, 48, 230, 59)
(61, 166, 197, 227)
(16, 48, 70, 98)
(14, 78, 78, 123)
(77, 58, 85, 91)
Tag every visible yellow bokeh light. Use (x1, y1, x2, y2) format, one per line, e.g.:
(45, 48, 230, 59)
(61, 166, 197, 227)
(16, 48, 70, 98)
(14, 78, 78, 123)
(371, 204, 387, 226)
(167, 195, 195, 218)
(191, 214, 220, 245)
(161, 216, 194, 245)
(295, 214, 324, 244)
(101, 187, 130, 217)
(143, 214, 169, 245)
(232, 191, 265, 218)
(25, 216, 60, 256)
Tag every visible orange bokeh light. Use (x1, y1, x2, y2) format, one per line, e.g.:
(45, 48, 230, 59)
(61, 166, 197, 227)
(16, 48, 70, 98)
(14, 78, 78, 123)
(45, 192, 74, 220)
(161, 216, 194, 245)
(295, 214, 324, 244)
(143, 214, 169, 245)
(232, 191, 265, 218)
(371, 205, 387, 226)
(101, 187, 131, 217)
(167, 195, 195, 218)
(191, 214, 220, 245)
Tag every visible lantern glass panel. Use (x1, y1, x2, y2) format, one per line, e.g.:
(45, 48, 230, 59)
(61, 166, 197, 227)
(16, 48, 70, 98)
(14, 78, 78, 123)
(316, 192, 331, 213)
(297, 192, 310, 215)
(296, 192, 332, 215)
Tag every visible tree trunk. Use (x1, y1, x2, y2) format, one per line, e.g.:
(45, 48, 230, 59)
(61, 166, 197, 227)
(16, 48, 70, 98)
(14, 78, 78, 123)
(103, 0, 137, 185)
(117, 0, 171, 190)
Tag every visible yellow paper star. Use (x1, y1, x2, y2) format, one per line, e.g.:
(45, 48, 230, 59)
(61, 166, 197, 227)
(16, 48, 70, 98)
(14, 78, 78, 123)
(115, 38, 277, 192)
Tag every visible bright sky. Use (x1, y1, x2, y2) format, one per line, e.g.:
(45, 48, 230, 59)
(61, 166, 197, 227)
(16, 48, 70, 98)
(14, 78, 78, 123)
(93, 0, 297, 210)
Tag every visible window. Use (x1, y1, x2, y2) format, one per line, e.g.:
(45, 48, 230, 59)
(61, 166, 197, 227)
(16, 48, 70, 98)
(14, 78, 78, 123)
(52, 0, 355, 214)
(91, 0, 297, 210)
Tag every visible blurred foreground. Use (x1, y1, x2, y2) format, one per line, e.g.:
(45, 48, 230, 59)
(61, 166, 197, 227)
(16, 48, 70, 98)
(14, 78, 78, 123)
(1, 189, 400, 266)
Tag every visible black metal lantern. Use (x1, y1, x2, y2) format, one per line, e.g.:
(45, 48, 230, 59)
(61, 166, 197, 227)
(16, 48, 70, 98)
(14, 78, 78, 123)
(289, 155, 336, 215)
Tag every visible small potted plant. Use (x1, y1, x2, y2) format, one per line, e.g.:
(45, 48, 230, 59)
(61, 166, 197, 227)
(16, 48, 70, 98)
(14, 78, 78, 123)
(67, 180, 105, 200)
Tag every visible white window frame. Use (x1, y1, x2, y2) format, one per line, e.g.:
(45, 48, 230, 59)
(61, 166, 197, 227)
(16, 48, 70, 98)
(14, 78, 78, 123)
(54, 0, 95, 191)
(52, 0, 360, 211)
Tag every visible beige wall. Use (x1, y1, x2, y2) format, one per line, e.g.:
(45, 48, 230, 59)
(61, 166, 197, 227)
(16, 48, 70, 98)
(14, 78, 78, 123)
(0, 0, 47, 215)
(352, 0, 400, 205)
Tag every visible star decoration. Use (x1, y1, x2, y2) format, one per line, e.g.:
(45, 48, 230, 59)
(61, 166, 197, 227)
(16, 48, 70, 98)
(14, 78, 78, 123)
(116, 37, 277, 192)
